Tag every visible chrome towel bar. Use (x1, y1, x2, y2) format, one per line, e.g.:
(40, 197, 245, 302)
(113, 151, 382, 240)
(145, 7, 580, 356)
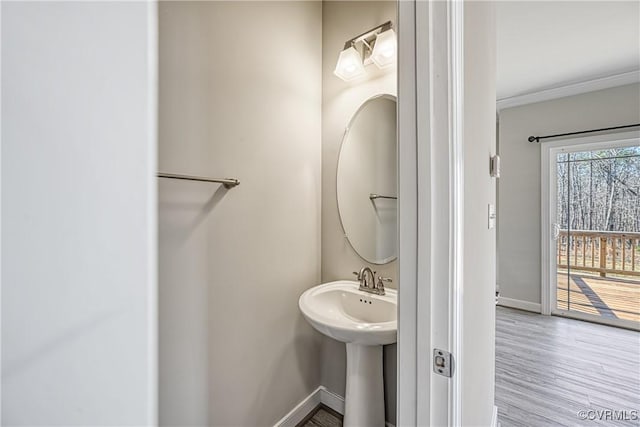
(158, 172, 240, 189)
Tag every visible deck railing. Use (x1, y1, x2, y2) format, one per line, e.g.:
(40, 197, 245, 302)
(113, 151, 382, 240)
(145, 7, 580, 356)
(557, 229, 640, 277)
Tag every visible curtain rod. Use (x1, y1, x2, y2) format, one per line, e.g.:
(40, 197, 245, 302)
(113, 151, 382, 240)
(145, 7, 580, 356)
(528, 123, 640, 143)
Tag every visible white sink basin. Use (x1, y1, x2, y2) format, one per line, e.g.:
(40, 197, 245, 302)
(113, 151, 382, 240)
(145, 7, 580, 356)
(299, 280, 397, 427)
(298, 280, 397, 345)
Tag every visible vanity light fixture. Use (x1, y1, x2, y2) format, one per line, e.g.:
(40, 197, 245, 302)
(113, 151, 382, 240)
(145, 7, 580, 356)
(333, 21, 396, 82)
(370, 29, 397, 69)
(334, 46, 366, 82)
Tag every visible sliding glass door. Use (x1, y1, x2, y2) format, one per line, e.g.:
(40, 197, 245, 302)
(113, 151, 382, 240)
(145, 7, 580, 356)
(545, 134, 640, 329)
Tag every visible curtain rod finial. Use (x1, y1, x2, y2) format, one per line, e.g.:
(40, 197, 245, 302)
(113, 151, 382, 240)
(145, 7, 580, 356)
(528, 136, 538, 143)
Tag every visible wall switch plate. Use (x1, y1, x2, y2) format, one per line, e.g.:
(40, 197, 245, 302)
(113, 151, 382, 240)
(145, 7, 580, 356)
(488, 204, 496, 229)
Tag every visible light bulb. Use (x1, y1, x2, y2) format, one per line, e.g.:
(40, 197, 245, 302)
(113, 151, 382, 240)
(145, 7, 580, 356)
(371, 29, 397, 70)
(334, 46, 365, 82)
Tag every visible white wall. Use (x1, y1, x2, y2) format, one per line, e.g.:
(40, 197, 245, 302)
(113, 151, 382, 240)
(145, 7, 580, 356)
(1, 2, 157, 425)
(498, 83, 640, 307)
(462, 2, 497, 425)
(320, 1, 397, 423)
(158, 2, 322, 425)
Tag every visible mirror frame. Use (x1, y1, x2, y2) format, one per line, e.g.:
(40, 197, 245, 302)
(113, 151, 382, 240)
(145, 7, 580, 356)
(336, 93, 398, 265)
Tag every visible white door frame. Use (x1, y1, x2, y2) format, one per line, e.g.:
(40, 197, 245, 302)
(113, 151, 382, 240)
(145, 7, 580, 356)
(397, 0, 464, 425)
(541, 131, 640, 330)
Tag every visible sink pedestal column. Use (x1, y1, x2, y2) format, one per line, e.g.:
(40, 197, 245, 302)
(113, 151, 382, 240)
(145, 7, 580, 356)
(344, 343, 385, 427)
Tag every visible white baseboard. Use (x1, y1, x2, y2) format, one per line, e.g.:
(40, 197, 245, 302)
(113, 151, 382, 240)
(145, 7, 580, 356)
(274, 385, 396, 427)
(274, 386, 324, 427)
(492, 405, 499, 427)
(319, 387, 345, 415)
(497, 296, 541, 313)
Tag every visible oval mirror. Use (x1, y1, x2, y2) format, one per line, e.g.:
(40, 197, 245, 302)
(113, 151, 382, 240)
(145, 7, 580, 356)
(337, 94, 397, 264)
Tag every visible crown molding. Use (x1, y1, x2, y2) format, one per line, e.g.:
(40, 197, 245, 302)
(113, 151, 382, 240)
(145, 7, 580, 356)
(496, 70, 640, 111)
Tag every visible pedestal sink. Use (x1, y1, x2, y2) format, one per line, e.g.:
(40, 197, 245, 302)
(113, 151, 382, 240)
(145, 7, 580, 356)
(298, 280, 397, 427)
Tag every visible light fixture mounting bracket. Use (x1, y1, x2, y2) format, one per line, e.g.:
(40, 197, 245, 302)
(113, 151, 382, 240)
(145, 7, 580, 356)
(342, 21, 393, 65)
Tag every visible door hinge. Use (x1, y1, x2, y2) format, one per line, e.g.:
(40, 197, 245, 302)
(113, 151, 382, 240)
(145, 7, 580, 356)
(433, 348, 453, 377)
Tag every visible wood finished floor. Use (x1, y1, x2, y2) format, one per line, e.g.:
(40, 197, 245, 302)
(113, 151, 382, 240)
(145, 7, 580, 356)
(496, 307, 640, 427)
(299, 309, 639, 427)
(298, 405, 342, 427)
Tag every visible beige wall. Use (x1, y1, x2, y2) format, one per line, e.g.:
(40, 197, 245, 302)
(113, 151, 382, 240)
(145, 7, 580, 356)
(498, 83, 640, 306)
(462, 2, 497, 425)
(320, 1, 397, 424)
(158, 2, 322, 425)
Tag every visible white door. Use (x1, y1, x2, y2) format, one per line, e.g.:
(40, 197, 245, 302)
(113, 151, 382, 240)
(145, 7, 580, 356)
(2, 2, 158, 424)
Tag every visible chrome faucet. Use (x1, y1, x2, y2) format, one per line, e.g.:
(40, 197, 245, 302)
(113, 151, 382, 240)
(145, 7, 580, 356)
(353, 267, 390, 296)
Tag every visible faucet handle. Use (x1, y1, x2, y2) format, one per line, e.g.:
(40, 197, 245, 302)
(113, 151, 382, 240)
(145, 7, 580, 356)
(352, 271, 361, 280)
(377, 276, 392, 286)
(374, 276, 390, 295)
